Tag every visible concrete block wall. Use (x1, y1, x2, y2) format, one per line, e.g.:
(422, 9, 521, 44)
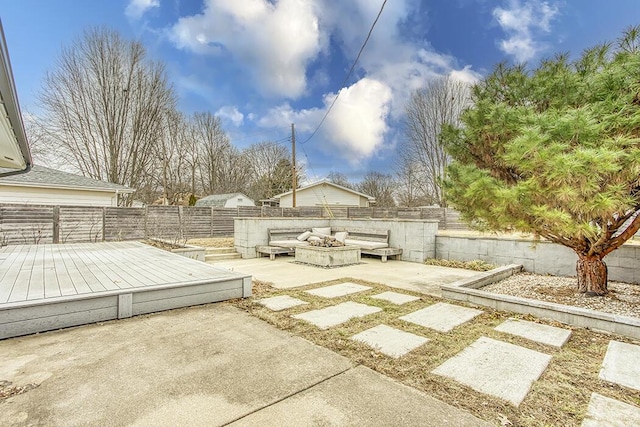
(234, 217, 439, 262)
(436, 235, 640, 284)
(331, 219, 439, 262)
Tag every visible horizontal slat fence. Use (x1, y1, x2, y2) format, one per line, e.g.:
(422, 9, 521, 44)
(0, 204, 467, 245)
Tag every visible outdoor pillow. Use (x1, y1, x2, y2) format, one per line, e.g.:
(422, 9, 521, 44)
(311, 227, 331, 236)
(297, 231, 312, 241)
(308, 236, 322, 242)
(334, 231, 348, 244)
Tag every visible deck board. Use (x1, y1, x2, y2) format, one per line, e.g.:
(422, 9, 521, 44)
(43, 245, 61, 298)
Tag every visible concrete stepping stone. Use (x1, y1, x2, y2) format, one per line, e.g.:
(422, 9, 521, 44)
(582, 393, 640, 426)
(371, 291, 420, 305)
(600, 340, 640, 392)
(305, 282, 371, 298)
(494, 318, 572, 348)
(292, 302, 382, 330)
(351, 324, 429, 358)
(399, 302, 483, 333)
(432, 336, 552, 406)
(258, 295, 308, 311)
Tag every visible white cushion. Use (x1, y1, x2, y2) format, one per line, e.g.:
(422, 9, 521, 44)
(344, 239, 388, 250)
(269, 240, 309, 248)
(297, 231, 312, 241)
(334, 231, 348, 244)
(308, 236, 322, 242)
(311, 227, 331, 236)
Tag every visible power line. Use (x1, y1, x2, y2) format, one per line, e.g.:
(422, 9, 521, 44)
(301, 0, 388, 145)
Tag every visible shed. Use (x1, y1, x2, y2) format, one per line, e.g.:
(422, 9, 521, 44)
(195, 193, 255, 208)
(0, 165, 135, 206)
(274, 180, 375, 208)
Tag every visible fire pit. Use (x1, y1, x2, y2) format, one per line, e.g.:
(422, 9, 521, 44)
(309, 236, 344, 248)
(295, 237, 360, 267)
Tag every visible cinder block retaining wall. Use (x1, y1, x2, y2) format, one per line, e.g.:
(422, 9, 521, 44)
(234, 218, 439, 262)
(436, 235, 640, 284)
(234, 217, 639, 284)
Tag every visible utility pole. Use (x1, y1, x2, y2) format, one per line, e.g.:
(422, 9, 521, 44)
(291, 123, 297, 208)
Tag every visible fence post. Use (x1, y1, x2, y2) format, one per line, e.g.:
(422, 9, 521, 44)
(52, 205, 60, 243)
(143, 205, 149, 239)
(209, 206, 218, 237)
(102, 207, 107, 241)
(443, 208, 448, 229)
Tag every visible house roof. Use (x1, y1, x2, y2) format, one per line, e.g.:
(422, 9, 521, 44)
(0, 20, 31, 172)
(273, 179, 375, 201)
(195, 192, 253, 207)
(0, 165, 135, 193)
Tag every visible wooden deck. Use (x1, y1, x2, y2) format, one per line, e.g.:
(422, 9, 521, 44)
(0, 241, 251, 339)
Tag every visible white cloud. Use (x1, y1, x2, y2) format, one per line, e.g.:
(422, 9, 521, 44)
(450, 66, 482, 85)
(321, 78, 392, 164)
(493, 0, 559, 63)
(216, 106, 245, 126)
(170, 0, 323, 98)
(260, 78, 392, 165)
(125, 0, 160, 20)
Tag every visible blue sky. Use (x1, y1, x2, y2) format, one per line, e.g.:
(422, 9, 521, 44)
(2, 0, 640, 182)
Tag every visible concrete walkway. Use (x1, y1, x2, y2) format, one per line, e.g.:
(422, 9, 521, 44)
(214, 256, 478, 296)
(0, 304, 490, 427)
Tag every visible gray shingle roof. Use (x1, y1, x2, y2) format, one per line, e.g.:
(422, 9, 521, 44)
(0, 165, 135, 192)
(196, 193, 252, 207)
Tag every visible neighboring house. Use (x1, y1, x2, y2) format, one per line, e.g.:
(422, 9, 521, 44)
(195, 192, 255, 208)
(0, 165, 134, 206)
(274, 180, 375, 208)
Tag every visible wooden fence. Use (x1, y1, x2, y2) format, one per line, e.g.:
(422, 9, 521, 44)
(0, 204, 466, 245)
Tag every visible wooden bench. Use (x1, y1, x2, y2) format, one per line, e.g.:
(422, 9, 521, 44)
(256, 228, 307, 260)
(335, 227, 403, 262)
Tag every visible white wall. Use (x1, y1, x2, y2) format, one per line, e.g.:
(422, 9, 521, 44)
(280, 184, 368, 207)
(0, 185, 119, 206)
(223, 195, 255, 208)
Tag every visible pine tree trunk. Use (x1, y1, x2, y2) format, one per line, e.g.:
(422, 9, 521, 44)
(576, 255, 608, 296)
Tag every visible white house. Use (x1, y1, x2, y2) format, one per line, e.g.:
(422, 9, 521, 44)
(195, 192, 255, 208)
(274, 180, 375, 208)
(0, 165, 135, 206)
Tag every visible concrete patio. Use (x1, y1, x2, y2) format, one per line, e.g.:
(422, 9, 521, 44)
(0, 304, 491, 426)
(213, 256, 479, 296)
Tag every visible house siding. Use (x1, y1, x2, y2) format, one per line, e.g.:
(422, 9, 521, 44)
(280, 184, 366, 207)
(0, 185, 119, 206)
(223, 196, 256, 208)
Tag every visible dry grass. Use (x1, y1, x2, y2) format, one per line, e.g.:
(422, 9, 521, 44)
(424, 258, 497, 271)
(186, 237, 234, 248)
(231, 279, 640, 426)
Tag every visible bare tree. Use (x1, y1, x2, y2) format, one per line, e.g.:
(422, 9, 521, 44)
(400, 75, 471, 207)
(192, 112, 234, 195)
(326, 171, 353, 189)
(395, 160, 431, 207)
(357, 171, 397, 208)
(36, 27, 176, 204)
(243, 141, 294, 201)
(151, 110, 193, 205)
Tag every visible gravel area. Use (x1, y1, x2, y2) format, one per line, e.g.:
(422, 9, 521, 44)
(484, 273, 640, 318)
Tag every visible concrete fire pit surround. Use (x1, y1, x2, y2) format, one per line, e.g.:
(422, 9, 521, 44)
(295, 245, 361, 268)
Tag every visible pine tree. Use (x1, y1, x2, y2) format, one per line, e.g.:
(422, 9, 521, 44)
(442, 27, 640, 296)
